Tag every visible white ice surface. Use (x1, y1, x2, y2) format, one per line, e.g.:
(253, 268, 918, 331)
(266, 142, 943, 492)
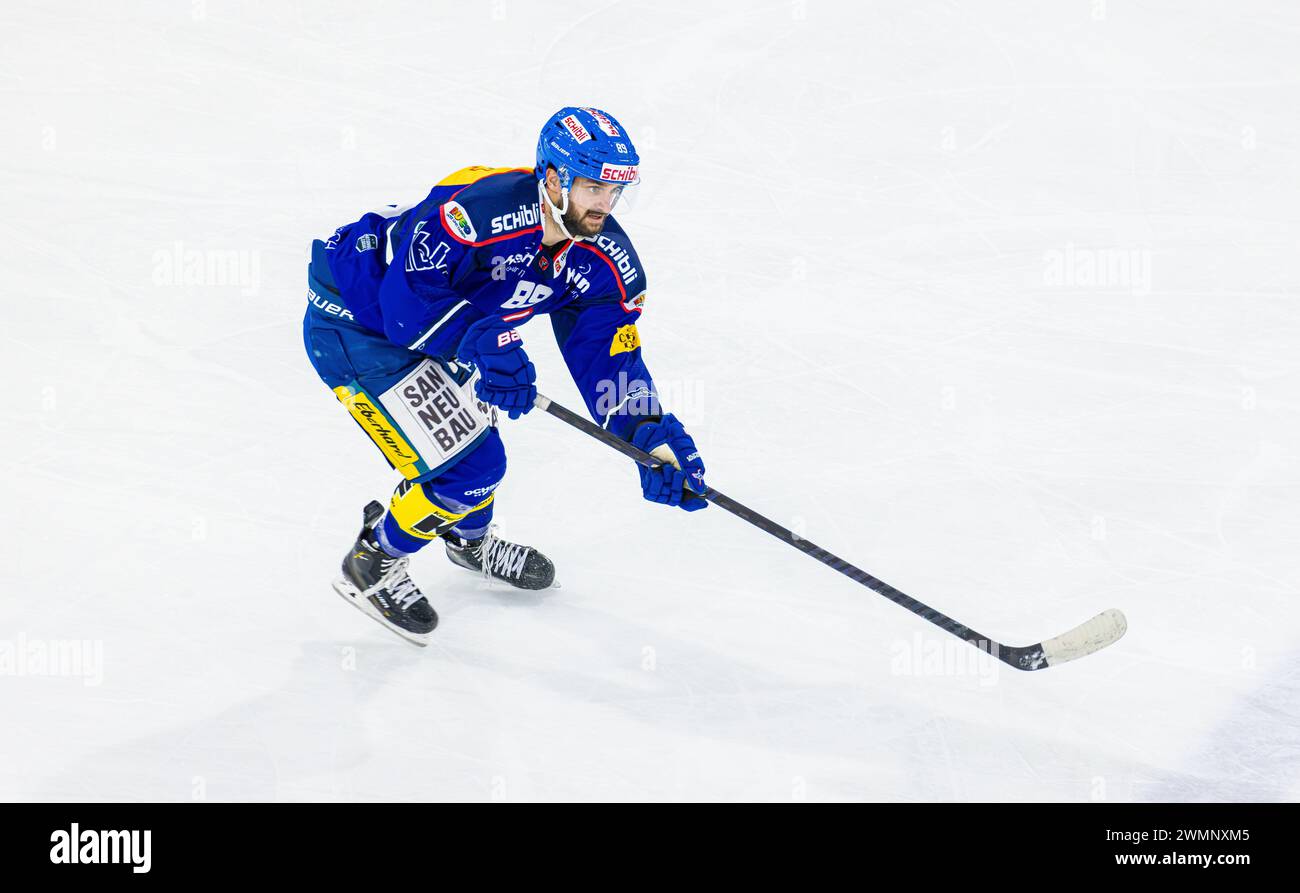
(1, 0, 1298, 802)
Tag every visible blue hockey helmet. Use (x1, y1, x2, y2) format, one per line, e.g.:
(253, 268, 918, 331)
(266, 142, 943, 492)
(536, 107, 640, 191)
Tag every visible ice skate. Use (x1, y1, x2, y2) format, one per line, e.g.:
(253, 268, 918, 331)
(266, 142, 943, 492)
(444, 525, 556, 591)
(332, 501, 439, 646)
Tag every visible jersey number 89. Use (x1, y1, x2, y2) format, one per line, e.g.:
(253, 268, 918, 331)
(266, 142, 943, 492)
(502, 281, 553, 309)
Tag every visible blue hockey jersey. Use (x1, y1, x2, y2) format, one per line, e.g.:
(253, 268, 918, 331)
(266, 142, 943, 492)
(314, 166, 656, 438)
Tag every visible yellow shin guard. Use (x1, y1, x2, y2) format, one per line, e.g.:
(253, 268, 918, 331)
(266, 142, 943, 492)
(387, 479, 494, 541)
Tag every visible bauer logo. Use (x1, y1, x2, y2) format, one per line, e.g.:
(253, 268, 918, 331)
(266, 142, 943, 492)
(610, 324, 641, 356)
(443, 201, 477, 242)
(50, 824, 151, 873)
(561, 114, 594, 143)
(581, 107, 621, 137)
(599, 163, 639, 183)
(308, 287, 356, 321)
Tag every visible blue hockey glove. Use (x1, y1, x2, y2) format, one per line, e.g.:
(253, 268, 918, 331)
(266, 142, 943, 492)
(630, 414, 708, 511)
(456, 317, 537, 420)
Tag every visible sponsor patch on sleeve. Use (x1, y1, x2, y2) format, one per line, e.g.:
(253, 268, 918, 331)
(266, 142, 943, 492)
(443, 200, 477, 242)
(610, 324, 641, 356)
(621, 290, 646, 313)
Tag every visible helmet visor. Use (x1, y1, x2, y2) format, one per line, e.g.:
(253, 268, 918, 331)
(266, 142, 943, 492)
(567, 175, 639, 216)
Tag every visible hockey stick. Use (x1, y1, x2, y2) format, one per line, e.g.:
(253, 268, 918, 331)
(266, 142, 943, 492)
(533, 393, 1127, 671)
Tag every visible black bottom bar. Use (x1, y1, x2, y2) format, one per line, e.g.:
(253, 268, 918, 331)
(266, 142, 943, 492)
(0, 802, 1285, 880)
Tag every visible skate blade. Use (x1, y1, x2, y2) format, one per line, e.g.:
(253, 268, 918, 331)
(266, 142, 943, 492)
(332, 579, 431, 648)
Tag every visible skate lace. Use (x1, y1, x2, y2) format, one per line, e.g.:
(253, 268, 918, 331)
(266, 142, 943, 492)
(478, 526, 529, 581)
(378, 554, 423, 609)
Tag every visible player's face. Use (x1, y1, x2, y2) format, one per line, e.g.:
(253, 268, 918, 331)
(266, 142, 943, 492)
(562, 176, 624, 237)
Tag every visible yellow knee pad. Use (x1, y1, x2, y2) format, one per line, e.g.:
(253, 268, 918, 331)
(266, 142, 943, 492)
(388, 479, 494, 541)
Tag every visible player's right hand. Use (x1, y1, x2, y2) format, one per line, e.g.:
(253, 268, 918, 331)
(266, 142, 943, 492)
(630, 414, 708, 511)
(455, 316, 537, 420)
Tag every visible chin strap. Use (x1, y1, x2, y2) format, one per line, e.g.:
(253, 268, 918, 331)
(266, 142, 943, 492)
(538, 179, 580, 242)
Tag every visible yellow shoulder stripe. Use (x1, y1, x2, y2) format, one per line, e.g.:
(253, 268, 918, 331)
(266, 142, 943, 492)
(436, 165, 533, 187)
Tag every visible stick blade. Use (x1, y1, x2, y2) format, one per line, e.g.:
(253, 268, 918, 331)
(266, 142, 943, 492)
(1037, 608, 1127, 668)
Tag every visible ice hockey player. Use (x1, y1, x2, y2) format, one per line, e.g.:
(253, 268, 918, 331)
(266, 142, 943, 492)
(302, 107, 708, 645)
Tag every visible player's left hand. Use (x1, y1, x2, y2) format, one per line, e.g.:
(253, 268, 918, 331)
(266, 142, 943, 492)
(456, 317, 537, 420)
(630, 414, 707, 511)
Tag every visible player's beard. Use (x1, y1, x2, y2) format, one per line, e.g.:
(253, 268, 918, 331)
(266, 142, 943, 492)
(563, 205, 608, 238)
